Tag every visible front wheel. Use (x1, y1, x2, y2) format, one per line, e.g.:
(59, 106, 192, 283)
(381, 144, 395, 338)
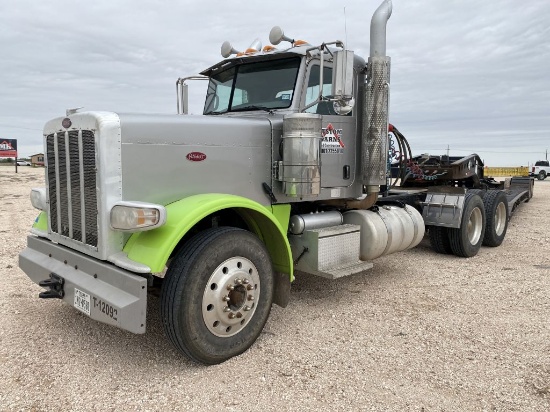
(160, 227, 274, 364)
(538, 170, 546, 180)
(448, 193, 486, 257)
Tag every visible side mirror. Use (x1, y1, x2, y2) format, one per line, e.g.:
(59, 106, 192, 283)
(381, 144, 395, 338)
(331, 50, 355, 115)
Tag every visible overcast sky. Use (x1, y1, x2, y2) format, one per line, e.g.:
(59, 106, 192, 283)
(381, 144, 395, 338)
(1, 0, 548, 166)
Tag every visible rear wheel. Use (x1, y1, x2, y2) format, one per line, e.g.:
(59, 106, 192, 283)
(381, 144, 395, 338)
(528, 178, 534, 201)
(537, 170, 546, 180)
(161, 227, 274, 364)
(482, 190, 509, 247)
(448, 193, 486, 257)
(428, 226, 453, 254)
(467, 188, 485, 199)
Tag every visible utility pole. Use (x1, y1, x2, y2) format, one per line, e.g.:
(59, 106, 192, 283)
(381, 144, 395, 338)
(446, 144, 449, 158)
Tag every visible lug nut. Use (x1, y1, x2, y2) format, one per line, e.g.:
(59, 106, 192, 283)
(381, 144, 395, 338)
(242, 279, 250, 284)
(236, 312, 243, 318)
(246, 284, 253, 291)
(228, 313, 236, 319)
(227, 285, 235, 291)
(223, 307, 231, 313)
(243, 305, 251, 311)
(248, 295, 254, 301)
(222, 296, 230, 302)
(235, 278, 243, 285)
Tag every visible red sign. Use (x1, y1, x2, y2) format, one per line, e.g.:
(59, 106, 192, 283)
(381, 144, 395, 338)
(0, 139, 17, 157)
(186, 152, 207, 162)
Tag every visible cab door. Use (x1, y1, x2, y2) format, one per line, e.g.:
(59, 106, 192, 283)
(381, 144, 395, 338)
(302, 63, 356, 188)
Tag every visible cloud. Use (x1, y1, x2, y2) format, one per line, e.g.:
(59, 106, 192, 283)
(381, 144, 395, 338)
(1, 0, 548, 165)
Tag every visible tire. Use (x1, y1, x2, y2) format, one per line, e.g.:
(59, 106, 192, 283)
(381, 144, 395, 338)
(482, 190, 509, 247)
(448, 193, 486, 257)
(467, 188, 485, 199)
(537, 171, 546, 180)
(428, 226, 453, 254)
(160, 227, 274, 365)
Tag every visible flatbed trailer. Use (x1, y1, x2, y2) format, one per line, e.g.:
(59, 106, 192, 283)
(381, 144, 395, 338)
(385, 146, 534, 257)
(505, 177, 534, 214)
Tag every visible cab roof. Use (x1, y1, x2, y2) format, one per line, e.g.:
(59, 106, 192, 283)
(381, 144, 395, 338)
(200, 45, 366, 77)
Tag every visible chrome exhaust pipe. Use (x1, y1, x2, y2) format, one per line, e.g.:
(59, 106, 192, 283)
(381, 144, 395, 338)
(370, 0, 393, 57)
(362, 0, 392, 194)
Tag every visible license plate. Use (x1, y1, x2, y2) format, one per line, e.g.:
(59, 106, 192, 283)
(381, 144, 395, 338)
(74, 288, 91, 316)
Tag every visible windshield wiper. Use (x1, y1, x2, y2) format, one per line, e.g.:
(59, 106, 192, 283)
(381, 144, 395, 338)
(230, 105, 274, 114)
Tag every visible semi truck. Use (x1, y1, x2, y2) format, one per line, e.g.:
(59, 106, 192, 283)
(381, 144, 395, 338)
(18, 0, 533, 364)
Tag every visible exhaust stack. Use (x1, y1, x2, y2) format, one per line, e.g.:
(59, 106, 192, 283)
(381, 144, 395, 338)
(362, 0, 392, 194)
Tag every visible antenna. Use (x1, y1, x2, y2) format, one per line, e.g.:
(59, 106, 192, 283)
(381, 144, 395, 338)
(344, 6, 348, 47)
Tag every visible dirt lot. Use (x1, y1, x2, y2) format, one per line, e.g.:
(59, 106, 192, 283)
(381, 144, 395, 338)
(1, 166, 549, 411)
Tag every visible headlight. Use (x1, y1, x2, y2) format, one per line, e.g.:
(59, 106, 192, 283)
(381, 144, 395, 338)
(110, 201, 166, 232)
(30, 188, 47, 211)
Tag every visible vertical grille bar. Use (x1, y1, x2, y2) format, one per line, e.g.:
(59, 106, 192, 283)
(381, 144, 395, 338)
(46, 134, 57, 233)
(57, 132, 69, 237)
(69, 131, 82, 242)
(78, 130, 86, 244)
(54, 133, 62, 234)
(82, 131, 98, 247)
(64, 132, 73, 238)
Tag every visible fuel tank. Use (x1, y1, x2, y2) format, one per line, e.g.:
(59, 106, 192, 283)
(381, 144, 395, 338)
(343, 205, 425, 261)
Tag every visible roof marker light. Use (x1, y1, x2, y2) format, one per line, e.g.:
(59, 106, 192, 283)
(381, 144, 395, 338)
(245, 38, 262, 54)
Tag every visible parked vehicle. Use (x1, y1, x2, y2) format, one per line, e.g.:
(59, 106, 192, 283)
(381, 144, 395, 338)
(16, 160, 31, 166)
(530, 160, 550, 180)
(18, 0, 534, 365)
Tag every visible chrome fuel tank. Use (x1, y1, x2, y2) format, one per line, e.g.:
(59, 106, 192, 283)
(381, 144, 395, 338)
(343, 205, 425, 261)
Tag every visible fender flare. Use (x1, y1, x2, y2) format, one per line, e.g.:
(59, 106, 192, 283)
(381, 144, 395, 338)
(123, 194, 293, 279)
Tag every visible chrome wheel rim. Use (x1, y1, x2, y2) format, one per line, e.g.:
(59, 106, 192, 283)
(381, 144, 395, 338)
(494, 202, 506, 236)
(202, 257, 260, 337)
(467, 207, 483, 245)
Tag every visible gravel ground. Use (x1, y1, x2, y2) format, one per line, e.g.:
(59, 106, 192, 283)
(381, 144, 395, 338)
(1, 166, 549, 411)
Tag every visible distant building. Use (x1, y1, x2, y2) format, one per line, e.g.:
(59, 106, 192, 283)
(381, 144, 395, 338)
(31, 153, 44, 167)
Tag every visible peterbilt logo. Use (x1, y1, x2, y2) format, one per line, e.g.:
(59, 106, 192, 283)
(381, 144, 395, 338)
(186, 152, 207, 161)
(62, 118, 72, 128)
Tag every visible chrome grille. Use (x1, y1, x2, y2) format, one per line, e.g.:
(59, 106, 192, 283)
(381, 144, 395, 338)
(46, 130, 98, 247)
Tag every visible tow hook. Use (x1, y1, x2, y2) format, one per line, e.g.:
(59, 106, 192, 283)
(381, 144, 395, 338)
(38, 273, 65, 299)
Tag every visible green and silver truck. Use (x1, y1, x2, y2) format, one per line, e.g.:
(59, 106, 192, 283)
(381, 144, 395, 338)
(19, 0, 532, 364)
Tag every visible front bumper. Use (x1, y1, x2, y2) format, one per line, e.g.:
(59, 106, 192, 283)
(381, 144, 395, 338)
(19, 236, 147, 334)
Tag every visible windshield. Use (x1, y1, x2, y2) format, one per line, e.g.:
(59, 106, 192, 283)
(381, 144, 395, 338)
(204, 57, 301, 115)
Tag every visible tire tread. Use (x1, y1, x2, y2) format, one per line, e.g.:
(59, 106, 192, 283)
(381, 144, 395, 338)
(482, 190, 509, 247)
(448, 193, 485, 258)
(428, 226, 452, 254)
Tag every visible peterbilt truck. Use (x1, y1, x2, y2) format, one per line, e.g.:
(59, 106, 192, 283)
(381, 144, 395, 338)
(18, 0, 533, 364)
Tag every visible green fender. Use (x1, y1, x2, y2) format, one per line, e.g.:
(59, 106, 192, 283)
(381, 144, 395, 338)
(123, 194, 293, 280)
(33, 212, 48, 231)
